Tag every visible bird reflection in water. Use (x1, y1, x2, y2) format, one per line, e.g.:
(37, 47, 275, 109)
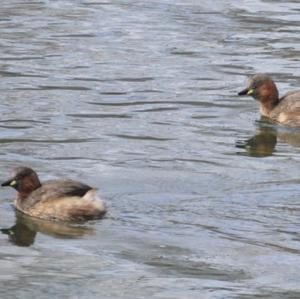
(236, 123, 277, 157)
(236, 118, 300, 157)
(1, 210, 95, 247)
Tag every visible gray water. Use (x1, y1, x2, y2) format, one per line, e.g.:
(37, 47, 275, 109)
(1, 0, 300, 298)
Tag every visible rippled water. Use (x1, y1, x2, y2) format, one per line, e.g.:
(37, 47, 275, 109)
(1, 0, 300, 298)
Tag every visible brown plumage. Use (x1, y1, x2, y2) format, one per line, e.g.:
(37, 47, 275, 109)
(238, 74, 300, 127)
(2, 166, 106, 222)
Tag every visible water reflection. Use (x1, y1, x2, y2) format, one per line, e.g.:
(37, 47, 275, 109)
(236, 118, 300, 157)
(1, 210, 95, 247)
(236, 122, 277, 158)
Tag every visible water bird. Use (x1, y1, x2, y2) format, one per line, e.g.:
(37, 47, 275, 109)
(2, 166, 106, 222)
(238, 74, 300, 127)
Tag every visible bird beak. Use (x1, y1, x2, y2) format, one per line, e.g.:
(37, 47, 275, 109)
(238, 88, 254, 96)
(1, 178, 17, 187)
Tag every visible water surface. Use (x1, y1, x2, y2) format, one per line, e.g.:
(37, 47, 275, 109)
(1, 1, 300, 298)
